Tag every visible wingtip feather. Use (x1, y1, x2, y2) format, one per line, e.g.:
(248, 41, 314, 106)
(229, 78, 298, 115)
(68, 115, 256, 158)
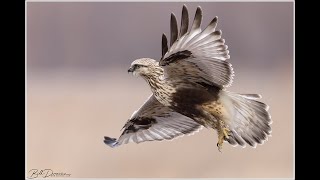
(162, 33, 168, 58)
(104, 136, 119, 148)
(170, 13, 178, 46)
(180, 4, 189, 37)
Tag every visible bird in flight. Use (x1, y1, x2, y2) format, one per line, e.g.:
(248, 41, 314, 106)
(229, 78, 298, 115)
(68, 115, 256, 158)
(104, 5, 272, 151)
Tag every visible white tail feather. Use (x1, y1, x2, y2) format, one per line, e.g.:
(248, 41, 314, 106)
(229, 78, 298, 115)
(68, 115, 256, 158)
(220, 91, 272, 148)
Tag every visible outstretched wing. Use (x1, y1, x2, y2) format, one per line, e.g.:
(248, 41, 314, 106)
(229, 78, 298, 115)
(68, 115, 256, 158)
(104, 95, 203, 147)
(159, 5, 233, 88)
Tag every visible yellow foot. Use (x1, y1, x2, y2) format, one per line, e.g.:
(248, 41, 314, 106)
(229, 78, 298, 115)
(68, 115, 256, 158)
(222, 128, 230, 140)
(216, 127, 231, 152)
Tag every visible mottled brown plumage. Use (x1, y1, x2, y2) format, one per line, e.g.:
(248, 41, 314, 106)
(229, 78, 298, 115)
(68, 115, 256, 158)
(104, 5, 272, 151)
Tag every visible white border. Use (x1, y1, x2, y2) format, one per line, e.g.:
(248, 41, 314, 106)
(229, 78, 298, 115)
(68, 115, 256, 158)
(25, 1, 28, 179)
(25, 1, 295, 179)
(26, 0, 294, 2)
(292, 1, 295, 179)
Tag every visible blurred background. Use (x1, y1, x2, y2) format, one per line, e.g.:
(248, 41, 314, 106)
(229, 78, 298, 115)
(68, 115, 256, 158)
(27, 2, 294, 178)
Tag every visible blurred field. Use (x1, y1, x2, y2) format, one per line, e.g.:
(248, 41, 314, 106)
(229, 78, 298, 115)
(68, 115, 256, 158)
(27, 66, 293, 178)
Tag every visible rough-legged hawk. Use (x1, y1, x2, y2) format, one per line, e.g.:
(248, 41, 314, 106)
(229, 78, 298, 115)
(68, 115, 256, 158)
(104, 5, 272, 151)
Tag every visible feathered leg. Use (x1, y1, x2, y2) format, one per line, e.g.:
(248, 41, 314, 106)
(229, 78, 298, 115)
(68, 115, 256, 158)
(201, 102, 231, 151)
(216, 119, 231, 152)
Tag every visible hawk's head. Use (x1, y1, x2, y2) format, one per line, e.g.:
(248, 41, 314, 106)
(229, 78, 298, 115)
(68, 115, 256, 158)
(128, 58, 160, 77)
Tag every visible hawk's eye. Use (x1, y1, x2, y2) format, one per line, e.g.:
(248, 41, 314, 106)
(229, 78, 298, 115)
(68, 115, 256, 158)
(135, 64, 146, 69)
(133, 65, 139, 70)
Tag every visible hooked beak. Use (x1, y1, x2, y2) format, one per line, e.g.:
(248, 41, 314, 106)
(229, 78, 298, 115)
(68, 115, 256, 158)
(128, 66, 134, 73)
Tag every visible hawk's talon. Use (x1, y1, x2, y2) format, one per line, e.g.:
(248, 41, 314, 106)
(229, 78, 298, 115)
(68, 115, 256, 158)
(216, 125, 231, 152)
(217, 143, 222, 152)
(222, 128, 230, 139)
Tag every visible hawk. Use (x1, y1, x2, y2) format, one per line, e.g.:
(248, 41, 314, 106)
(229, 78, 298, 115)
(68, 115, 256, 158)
(104, 5, 272, 151)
